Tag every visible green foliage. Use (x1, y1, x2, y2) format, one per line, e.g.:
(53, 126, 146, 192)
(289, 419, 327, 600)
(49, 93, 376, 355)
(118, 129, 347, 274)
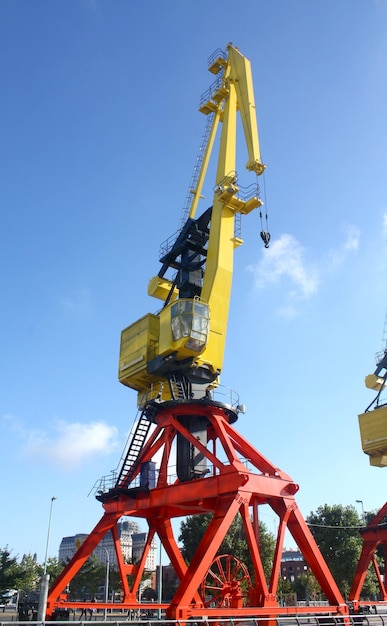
(17, 554, 40, 592)
(0, 548, 20, 592)
(2, 501, 383, 605)
(293, 572, 321, 602)
(142, 586, 157, 601)
(277, 576, 294, 596)
(355, 510, 381, 600)
(307, 503, 378, 599)
(178, 511, 275, 582)
(161, 578, 179, 603)
(0, 549, 66, 597)
(179, 512, 213, 564)
(43, 557, 64, 581)
(107, 566, 122, 597)
(67, 555, 127, 601)
(68, 555, 106, 600)
(256, 521, 277, 581)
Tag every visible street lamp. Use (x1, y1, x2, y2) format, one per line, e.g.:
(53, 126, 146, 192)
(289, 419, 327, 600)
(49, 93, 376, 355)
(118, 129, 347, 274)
(37, 496, 57, 621)
(356, 499, 365, 523)
(157, 540, 163, 619)
(43, 496, 57, 575)
(99, 546, 110, 621)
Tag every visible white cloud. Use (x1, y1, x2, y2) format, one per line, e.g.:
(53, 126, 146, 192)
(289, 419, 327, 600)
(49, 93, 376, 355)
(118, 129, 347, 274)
(327, 224, 360, 268)
(248, 225, 360, 316)
(22, 420, 118, 470)
(248, 233, 319, 300)
(1, 412, 23, 431)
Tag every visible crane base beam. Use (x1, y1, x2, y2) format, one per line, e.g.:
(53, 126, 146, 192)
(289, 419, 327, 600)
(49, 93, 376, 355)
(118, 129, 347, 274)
(46, 403, 347, 620)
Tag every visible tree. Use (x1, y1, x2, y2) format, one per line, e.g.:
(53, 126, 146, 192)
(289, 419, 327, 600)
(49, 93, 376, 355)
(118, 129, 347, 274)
(0, 550, 65, 602)
(142, 586, 157, 601)
(42, 557, 64, 582)
(107, 566, 122, 599)
(68, 555, 105, 600)
(0, 547, 20, 592)
(178, 512, 275, 581)
(307, 504, 378, 599)
(179, 513, 212, 564)
(17, 554, 41, 592)
(294, 571, 321, 603)
(277, 576, 296, 606)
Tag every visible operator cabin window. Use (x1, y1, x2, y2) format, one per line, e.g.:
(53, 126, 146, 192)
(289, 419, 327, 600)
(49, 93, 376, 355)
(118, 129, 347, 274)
(171, 300, 210, 352)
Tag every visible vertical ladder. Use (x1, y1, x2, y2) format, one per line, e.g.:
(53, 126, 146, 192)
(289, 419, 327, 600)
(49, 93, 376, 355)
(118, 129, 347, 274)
(168, 373, 192, 401)
(179, 112, 215, 229)
(115, 410, 151, 489)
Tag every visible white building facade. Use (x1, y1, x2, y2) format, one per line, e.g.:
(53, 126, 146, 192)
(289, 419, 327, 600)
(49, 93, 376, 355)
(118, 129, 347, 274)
(58, 519, 156, 571)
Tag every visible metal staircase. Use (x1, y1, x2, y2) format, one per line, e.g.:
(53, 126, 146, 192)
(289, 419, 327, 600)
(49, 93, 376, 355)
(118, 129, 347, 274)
(168, 372, 191, 400)
(115, 410, 151, 489)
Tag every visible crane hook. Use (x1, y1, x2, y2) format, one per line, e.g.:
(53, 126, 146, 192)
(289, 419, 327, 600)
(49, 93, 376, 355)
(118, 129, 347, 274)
(260, 230, 270, 248)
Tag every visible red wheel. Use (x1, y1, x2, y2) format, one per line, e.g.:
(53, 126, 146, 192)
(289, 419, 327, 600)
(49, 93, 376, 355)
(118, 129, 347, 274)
(200, 554, 252, 608)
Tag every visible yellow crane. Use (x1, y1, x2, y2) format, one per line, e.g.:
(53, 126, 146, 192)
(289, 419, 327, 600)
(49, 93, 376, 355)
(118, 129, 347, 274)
(359, 347, 387, 466)
(45, 46, 349, 622)
(118, 45, 268, 407)
(351, 324, 387, 605)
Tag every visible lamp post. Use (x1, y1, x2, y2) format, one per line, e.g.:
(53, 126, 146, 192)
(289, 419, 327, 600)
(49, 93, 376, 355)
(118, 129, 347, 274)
(37, 496, 57, 621)
(356, 499, 365, 523)
(157, 540, 163, 619)
(99, 546, 110, 621)
(43, 496, 57, 574)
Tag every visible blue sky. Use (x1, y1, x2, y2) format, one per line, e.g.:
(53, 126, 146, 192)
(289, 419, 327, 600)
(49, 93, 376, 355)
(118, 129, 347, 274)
(1, 0, 387, 564)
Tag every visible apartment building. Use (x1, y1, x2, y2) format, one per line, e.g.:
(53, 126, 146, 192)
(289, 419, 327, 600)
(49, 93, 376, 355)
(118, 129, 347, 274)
(59, 519, 156, 571)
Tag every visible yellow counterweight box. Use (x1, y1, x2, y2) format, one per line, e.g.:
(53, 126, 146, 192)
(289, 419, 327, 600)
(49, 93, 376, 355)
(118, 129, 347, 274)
(118, 313, 160, 391)
(359, 406, 387, 467)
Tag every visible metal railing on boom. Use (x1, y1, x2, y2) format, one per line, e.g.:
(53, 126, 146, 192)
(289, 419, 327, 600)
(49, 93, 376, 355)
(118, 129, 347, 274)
(177, 111, 215, 232)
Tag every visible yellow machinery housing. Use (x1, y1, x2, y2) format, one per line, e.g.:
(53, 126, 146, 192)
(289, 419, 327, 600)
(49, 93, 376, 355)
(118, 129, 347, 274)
(359, 353, 387, 466)
(119, 314, 160, 391)
(119, 45, 266, 407)
(359, 407, 387, 467)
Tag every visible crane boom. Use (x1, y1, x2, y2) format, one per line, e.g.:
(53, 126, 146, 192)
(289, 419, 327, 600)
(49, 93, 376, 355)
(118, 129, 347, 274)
(118, 45, 267, 407)
(227, 46, 265, 175)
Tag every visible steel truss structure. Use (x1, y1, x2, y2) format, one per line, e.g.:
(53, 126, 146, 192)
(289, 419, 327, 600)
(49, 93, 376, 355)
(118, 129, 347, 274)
(46, 401, 348, 621)
(350, 501, 387, 610)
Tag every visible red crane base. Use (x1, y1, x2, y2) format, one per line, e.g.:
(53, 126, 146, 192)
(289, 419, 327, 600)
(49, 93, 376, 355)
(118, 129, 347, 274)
(46, 401, 347, 620)
(349, 501, 387, 610)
